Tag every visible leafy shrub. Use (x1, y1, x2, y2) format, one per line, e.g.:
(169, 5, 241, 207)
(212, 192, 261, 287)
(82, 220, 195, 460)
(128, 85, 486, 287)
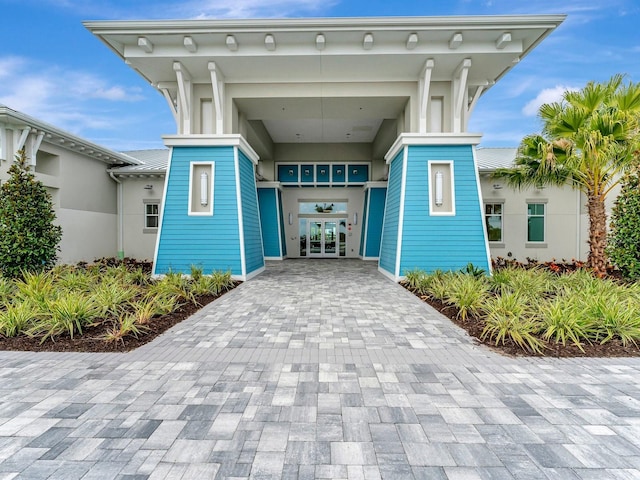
(0, 303, 36, 337)
(0, 150, 62, 278)
(91, 279, 139, 317)
(481, 293, 543, 354)
(104, 313, 146, 344)
(540, 297, 593, 351)
(444, 274, 489, 320)
(608, 170, 640, 280)
(30, 293, 99, 341)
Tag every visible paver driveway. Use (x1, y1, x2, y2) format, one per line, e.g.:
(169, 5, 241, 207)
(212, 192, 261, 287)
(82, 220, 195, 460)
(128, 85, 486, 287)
(1, 259, 640, 479)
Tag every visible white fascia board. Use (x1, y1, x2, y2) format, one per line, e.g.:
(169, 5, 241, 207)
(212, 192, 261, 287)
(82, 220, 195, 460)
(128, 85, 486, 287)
(162, 134, 260, 164)
(363, 181, 388, 190)
(385, 133, 483, 163)
(84, 15, 566, 34)
(256, 181, 283, 190)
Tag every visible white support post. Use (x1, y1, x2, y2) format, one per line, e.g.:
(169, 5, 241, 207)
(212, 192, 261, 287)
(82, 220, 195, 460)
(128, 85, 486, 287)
(451, 59, 471, 133)
(159, 86, 178, 123)
(173, 61, 192, 135)
(15, 127, 30, 154)
(464, 85, 485, 130)
(418, 59, 435, 134)
(0, 127, 6, 161)
(208, 62, 226, 135)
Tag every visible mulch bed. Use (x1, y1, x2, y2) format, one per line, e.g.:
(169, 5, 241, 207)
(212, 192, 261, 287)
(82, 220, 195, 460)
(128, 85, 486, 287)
(415, 294, 640, 358)
(0, 294, 218, 353)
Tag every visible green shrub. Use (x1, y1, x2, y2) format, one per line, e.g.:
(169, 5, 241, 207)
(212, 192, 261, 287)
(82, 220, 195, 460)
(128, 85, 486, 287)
(91, 279, 139, 317)
(608, 170, 640, 280)
(540, 297, 593, 351)
(15, 271, 56, 308)
(481, 293, 543, 354)
(104, 313, 146, 344)
(444, 273, 489, 320)
(30, 293, 99, 341)
(0, 302, 36, 337)
(0, 150, 62, 278)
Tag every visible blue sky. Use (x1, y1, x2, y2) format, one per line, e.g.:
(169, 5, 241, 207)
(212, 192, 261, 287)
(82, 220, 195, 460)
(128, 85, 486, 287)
(1, 0, 638, 151)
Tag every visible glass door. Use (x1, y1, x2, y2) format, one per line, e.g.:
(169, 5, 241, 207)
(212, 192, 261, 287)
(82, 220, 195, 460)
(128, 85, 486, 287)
(308, 219, 338, 257)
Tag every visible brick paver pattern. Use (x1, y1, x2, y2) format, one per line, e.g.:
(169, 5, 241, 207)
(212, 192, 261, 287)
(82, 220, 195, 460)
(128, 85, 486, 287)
(1, 260, 640, 479)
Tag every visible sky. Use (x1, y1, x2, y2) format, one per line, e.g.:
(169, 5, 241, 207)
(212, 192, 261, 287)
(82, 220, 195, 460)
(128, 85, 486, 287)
(1, 0, 639, 152)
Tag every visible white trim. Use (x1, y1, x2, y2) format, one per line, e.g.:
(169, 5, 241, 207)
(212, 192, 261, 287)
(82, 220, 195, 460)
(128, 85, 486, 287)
(361, 256, 380, 261)
(264, 256, 284, 261)
(472, 146, 493, 273)
(163, 134, 260, 164)
(251, 157, 267, 265)
(243, 265, 265, 281)
(378, 265, 400, 282)
(385, 133, 483, 163)
(428, 160, 456, 217)
(256, 181, 283, 190)
(274, 189, 284, 258)
(395, 146, 408, 279)
(363, 181, 388, 190)
(234, 146, 247, 278)
(187, 161, 215, 216)
(361, 188, 370, 258)
(152, 147, 174, 275)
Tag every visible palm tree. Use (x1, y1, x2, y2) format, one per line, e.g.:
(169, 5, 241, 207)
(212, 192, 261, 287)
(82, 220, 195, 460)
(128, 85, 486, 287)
(494, 75, 640, 276)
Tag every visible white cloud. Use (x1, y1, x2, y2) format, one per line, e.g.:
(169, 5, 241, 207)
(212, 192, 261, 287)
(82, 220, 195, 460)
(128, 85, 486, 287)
(167, 0, 335, 19)
(0, 56, 146, 136)
(522, 86, 579, 117)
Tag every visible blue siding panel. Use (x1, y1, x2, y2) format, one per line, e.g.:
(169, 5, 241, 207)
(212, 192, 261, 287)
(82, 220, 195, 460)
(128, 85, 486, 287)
(155, 146, 242, 275)
(365, 188, 387, 257)
(399, 145, 489, 274)
(258, 188, 281, 257)
(379, 150, 404, 275)
(239, 151, 265, 274)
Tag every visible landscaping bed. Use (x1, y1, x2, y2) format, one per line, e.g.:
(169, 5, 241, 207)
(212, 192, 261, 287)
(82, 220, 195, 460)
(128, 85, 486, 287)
(402, 262, 640, 357)
(0, 259, 238, 353)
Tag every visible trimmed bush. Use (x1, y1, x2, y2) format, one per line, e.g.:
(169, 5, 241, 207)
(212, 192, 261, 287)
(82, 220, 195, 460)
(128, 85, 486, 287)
(608, 170, 640, 280)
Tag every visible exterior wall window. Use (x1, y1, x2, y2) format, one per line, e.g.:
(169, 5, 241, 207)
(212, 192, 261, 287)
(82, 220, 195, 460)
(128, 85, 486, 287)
(144, 201, 160, 233)
(485, 203, 503, 242)
(145, 203, 159, 228)
(527, 203, 545, 242)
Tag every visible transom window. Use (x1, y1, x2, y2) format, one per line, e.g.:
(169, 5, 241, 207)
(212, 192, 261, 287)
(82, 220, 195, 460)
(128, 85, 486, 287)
(484, 203, 503, 242)
(298, 202, 347, 214)
(527, 203, 545, 242)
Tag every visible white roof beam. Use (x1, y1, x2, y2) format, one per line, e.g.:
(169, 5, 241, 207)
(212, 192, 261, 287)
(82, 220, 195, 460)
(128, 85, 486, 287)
(406, 33, 418, 50)
(452, 58, 471, 133)
(15, 127, 29, 153)
(0, 127, 6, 161)
(363, 33, 374, 50)
(449, 32, 463, 50)
(495, 32, 512, 49)
(226, 35, 238, 51)
(183, 36, 197, 53)
(137, 36, 154, 53)
(264, 34, 276, 51)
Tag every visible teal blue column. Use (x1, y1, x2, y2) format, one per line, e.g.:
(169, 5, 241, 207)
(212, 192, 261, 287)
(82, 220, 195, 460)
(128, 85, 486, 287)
(153, 138, 265, 280)
(379, 136, 490, 280)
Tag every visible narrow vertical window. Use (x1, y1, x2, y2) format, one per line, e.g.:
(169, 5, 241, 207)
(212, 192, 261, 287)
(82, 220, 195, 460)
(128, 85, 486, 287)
(527, 203, 545, 242)
(143, 200, 160, 233)
(485, 203, 503, 242)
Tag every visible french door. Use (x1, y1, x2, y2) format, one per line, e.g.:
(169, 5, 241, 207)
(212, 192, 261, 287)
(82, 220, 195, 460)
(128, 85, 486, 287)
(309, 220, 338, 257)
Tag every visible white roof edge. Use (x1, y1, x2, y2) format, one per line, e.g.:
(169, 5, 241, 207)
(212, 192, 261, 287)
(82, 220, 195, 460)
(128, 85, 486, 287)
(84, 14, 567, 33)
(0, 106, 140, 166)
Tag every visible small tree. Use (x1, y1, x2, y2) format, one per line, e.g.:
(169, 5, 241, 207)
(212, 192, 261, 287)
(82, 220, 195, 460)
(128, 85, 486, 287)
(0, 149, 62, 278)
(607, 168, 640, 280)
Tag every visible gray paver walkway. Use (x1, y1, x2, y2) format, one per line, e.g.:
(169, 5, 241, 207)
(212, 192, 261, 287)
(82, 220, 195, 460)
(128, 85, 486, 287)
(1, 259, 640, 479)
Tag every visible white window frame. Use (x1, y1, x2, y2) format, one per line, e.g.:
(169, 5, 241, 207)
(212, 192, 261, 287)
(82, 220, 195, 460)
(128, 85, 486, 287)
(526, 201, 547, 244)
(144, 200, 160, 232)
(188, 161, 215, 216)
(484, 202, 504, 243)
(428, 160, 456, 216)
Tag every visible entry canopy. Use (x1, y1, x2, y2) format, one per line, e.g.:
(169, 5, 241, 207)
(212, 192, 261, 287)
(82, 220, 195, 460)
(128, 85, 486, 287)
(85, 16, 565, 145)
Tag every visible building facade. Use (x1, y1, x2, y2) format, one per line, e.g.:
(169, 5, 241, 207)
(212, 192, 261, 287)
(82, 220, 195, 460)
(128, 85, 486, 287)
(86, 15, 565, 280)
